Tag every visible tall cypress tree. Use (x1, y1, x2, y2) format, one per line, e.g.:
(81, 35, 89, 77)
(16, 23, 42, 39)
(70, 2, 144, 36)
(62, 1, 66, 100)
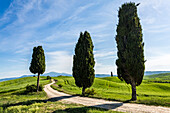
(73, 31, 95, 95)
(111, 71, 113, 77)
(115, 2, 145, 100)
(29, 46, 46, 92)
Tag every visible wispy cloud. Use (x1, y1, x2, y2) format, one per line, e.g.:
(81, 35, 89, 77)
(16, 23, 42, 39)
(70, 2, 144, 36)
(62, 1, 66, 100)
(142, 17, 155, 25)
(95, 62, 116, 74)
(46, 51, 73, 74)
(144, 25, 170, 33)
(146, 54, 170, 71)
(95, 51, 116, 58)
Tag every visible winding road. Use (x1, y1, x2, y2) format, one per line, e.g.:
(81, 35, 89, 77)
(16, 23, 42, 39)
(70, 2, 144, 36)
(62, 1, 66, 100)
(44, 80, 170, 113)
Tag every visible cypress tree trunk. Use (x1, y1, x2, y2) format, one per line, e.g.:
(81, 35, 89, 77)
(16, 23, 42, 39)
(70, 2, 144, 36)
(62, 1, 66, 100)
(37, 73, 40, 92)
(82, 87, 86, 96)
(131, 82, 137, 101)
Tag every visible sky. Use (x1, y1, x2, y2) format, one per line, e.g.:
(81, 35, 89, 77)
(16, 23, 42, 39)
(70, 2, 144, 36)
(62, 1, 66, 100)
(0, 0, 170, 79)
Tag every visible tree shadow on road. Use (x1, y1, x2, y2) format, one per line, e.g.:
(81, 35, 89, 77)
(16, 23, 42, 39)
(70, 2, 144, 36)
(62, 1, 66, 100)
(93, 103, 123, 109)
(53, 103, 123, 113)
(47, 95, 77, 102)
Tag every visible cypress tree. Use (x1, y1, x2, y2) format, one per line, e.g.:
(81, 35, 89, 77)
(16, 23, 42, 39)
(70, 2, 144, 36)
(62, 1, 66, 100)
(115, 2, 145, 100)
(29, 46, 46, 92)
(73, 31, 95, 95)
(111, 71, 113, 77)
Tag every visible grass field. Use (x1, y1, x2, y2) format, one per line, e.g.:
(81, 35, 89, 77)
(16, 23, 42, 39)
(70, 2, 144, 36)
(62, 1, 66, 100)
(144, 73, 170, 83)
(51, 73, 170, 107)
(0, 76, 120, 113)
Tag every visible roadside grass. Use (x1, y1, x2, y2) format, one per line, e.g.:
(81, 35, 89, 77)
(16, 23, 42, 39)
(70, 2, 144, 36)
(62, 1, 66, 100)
(0, 77, 120, 113)
(52, 76, 170, 107)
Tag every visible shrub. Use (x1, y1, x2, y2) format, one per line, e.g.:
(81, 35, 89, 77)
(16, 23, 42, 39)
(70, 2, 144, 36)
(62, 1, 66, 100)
(47, 76, 51, 80)
(64, 80, 70, 84)
(85, 88, 96, 95)
(25, 84, 43, 93)
(58, 84, 63, 88)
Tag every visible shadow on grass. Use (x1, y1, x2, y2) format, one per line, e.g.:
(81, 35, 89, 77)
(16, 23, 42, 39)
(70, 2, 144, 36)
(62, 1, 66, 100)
(0, 89, 18, 94)
(53, 103, 123, 113)
(11, 89, 39, 95)
(53, 106, 109, 113)
(2, 94, 123, 112)
(1, 99, 46, 109)
(1, 95, 77, 109)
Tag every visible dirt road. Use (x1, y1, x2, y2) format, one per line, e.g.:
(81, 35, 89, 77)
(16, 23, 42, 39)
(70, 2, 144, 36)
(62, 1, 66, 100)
(44, 80, 170, 113)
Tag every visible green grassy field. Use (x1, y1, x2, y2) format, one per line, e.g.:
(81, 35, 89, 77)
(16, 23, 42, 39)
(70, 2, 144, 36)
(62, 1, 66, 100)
(144, 73, 170, 83)
(52, 73, 170, 107)
(0, 76, 120, 113)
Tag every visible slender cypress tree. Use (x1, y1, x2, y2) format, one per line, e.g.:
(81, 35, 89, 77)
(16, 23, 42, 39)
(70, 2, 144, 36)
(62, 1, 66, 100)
(29, 46, 46, 92)
(111, 72, 113, 77)
(73, 31, 95, 95)
(115, 2, 145, 100)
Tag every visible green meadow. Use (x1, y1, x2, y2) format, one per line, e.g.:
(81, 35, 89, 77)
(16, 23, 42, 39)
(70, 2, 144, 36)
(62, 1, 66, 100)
(0, 77, 120, 113)
(52, 73, 170, 107)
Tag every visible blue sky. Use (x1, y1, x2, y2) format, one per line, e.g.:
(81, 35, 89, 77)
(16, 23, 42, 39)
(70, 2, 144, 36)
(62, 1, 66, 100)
(0, 0, 170, 79)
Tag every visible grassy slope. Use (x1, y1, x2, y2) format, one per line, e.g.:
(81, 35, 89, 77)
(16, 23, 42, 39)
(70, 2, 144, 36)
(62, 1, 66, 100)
(0, 77, 120, 113)
(144, 73, 170, 82)
(52, 74, 170, 107)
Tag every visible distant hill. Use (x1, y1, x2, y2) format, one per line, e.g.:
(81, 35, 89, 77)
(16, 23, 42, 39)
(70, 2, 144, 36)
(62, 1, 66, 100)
(0, 77, 20, 82)
(95, 74, 116, 77)
(144, 73, 170, 80)
(0, 72, 71, 82)
(1, 71, 170, 82)
(144, 71, 170, 75)
(20, 72, 71, 78)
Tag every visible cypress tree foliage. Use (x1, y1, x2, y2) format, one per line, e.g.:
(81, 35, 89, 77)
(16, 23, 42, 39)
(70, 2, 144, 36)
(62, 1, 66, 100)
(115, 2, 145, 101)
(73, 31, 95, 95)
(29, 46, 45, 92)
(111, 71, 113, 77)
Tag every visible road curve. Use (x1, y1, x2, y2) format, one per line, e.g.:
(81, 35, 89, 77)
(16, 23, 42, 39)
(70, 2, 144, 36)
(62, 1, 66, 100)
(44, 80, 170, 113)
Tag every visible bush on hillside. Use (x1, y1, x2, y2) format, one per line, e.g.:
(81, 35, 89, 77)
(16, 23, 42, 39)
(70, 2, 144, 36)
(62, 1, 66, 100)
(64, 80, 69, 84)
(85, 88, 96, 96)
(25, 84, 43, 93)
(58, 84, 63, 88)
(47, 76, 51, 80)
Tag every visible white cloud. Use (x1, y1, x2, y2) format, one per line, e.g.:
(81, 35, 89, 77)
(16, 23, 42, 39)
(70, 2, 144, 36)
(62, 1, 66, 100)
(46, 51, 73, 74)
(62, 3, 95, 23)
(144, 24, 170, 33)
(95, 51, 116, 58)
(8, 58, 27, 63)
(142, 17, 155, 25)
(0, 70, 30, 79)
(146, 54, 170, 71)
(95, 62, 116, 74)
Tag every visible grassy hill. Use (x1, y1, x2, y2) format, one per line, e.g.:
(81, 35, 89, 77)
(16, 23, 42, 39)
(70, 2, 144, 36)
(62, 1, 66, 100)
(1, 74, 169, 112)
(0, 76, 119, 113)
(144, 73, 170, 80)
(52, 75, 170, 107)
